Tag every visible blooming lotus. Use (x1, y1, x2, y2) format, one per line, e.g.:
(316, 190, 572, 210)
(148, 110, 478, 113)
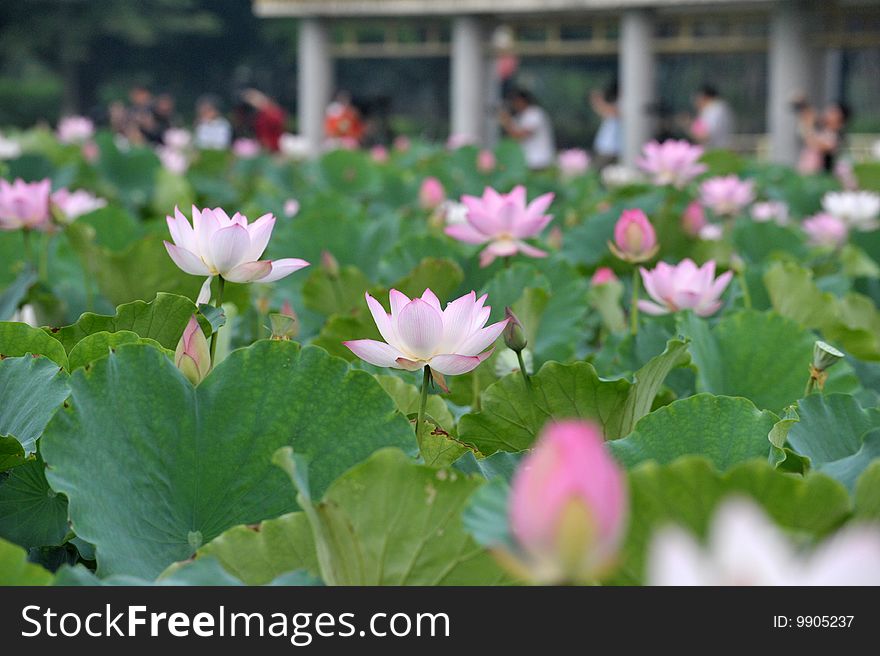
(699, 175, 755, 216)
(636, 139, 706, 187)
(163, 206, 309, 292)
(0, 178, 51, 231)
(639, 258, 732, 317)
(609, 209, 658, 263)
(51, 188, 107, 223)
(344, 288, 507, 375)
(57, 115, 94, 144)
(557, 149, 590, 178)
(446, 185, 554, 267)
(750, 200, 789, 225)
(509, 421, 628, 584)
(648, 498, 880, 586)
(821, 190, 880, 232)
(419, 177, 445, 210)
(802, 213, 848, 249)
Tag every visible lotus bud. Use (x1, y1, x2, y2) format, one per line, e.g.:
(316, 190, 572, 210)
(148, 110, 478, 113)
(321, 250, 340, 278)
(608, 209, 659, 263)
(547, 226, 563, 251)
(503, 307, 528, 352)
(175, 315, 211, 384)
(419, 177, 445, 210)
(509, 421, 628, 584)
(590, 267, 618, 286)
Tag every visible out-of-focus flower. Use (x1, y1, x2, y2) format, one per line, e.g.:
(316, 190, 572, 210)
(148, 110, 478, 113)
(636, 139, 706, 187)
(163, 206, 309, 288)
(834, 159, 859, 191)
(591, 267, 618, 286)
(750, 200, 789, 225)
(57, 116, 95, 144)
(393, 135, 411, 152)
(163, 128, 192, 151)
(601, 164, 643, 188)
(50, 188, 107, 223)
(638, 258, 732, 317)
(698, 224, 724, 241)
(0, 134, 22, 160)
(802, 213, 848, 248)
(447, 134, 477, 150)
(682, 201, 707, 236)
(279, 133, 311, 160)
(370, 145, 389, 163)
(546, 225, 563, 251)
(821, 190, 880, 232)
(648, 498, 880, 585)
(158, 147, 189, 175)
(609, 209, 658, 263)
(419, 177, 446, 210)
(8, 303, 37, 326)
(174, 315, 211, 385)
(477, 149, 496, 173)
(81, 141, 99, 163)
(0, 178, 52, 231)
(494, 347, 534, 377)
(283, 198, 300, 218)
(509, 420, 628, 584)
(557, 149, 590, 178)
(344, 288, 507, 376)
(232, 138, 260, 159)
(446, 185, 554, 267)
(699, 175, 755, 216)
(441, 200, 468, 226)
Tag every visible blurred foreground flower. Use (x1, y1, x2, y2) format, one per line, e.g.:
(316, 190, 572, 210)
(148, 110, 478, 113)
(821, 190, 880, 232)
(345, 288, 507, 376)
(802, 213, 848, 249)
(283, 198, 300, 218)
(0, 178, 51, 231)
(446, 185, 554, 267)
(557, 149, 590, 178)
(508, 421, 628, 584)
(699, 175, 754, 216)
(175, 315, 211, 385)
(648, 498, 880, 585)
(636, 139, 706, 187)
(57, 116, 94, 144)
(609, 209, 658, 263)
(51, 188, 107, 223)
(639, 258, 732, 317)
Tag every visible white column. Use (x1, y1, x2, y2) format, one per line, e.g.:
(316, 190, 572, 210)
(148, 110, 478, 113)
(768, 1, 810, 165)
(298, 18, 334, 156)
(619, 10, 655, 167)
(823, 48, 844, 105)
(451, 16, 485, 143)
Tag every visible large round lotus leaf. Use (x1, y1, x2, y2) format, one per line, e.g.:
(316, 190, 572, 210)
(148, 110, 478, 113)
(41, 341, 414, 579)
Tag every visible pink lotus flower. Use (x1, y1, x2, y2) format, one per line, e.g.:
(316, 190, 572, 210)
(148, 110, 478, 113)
(750, 200, 789, 225)
(57, 116, 95, 144)
(591, 267, 618, 286)
(682, 200, 707, 236)
(175, 315, 211, 385)
(419, 177, 446, 210)
(649, 498, 880, 586)
(344, 288, 507, 375)
(558, 149, 590, 178)
(51, 188, 107, 223)
(158, 147, 189, 174)
(637, 139, 706, 187)
(163, 206, 309, 290)
(232, 138, 260, 159)
(510, 420, 628, 584)
(477, 149, 496, 173)
(370, 145, 389, 163)
(0, 178, 51, 231)
(802, 213, 848, 249)
(446, 185, 554, 267)
(699, 175, 755, 217)
(638, 258, 732, 317)
(393, 135, 411, 152)
(609, 209, 659, 263)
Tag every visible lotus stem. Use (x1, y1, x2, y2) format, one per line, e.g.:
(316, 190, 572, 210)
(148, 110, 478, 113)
(516, 349, 533, 394)
(737, 270, 752, 310)
(39, 232, 50, 282)
(630, 267, 640, 336)
(209, 276, 226, 365)
(416, 365, 431, 452)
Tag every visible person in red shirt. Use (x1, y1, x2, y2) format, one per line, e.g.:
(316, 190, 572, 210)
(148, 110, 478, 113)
(242, 88, 286, 152)
(324, 90, 365, 146)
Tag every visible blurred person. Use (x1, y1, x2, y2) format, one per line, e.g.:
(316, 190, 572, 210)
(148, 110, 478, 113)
(499, 88, 555, 170)
(324, 91, 365, 146)
(127, 85, 162, 145)
(589, 81, 621, 168)
(240, 89, 286, 152)
(153, 93, 177, 139)
(194, 94, 232, 150)
(796, 98, 850, 175)
(691, 84, 734, 149)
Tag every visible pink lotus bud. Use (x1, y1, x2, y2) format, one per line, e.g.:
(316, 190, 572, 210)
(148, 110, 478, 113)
(370, 145, 389, 163)
(557, 149, 590, 178)
(393, 135, 411, 152)
(320, 250, 340, 277)
(283, 198, 300, 218)
(81, 141, 99, 163)
(681, 201, 706, 236)
(609, 209, 659, 263)
(477, 149, 496, 172)
(175, 315, 211, 384)
(281, 300, 296, 318)
(419, 177, 446, 210)
(591, 267, 618, 286)
(510, 420, 628, 583)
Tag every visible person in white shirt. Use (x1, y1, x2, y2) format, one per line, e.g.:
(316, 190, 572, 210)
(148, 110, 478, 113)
(691, 84, 734, 150)
(194, 95, 232, 151)
(589, 81, 622, 168)
(499, 89, 556, 170)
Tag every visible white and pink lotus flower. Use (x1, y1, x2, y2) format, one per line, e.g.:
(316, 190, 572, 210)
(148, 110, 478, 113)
(637, 139, 706, 188)
(344, 288, 508, 376)
(802, 212, 848, 249)
(557, 149, 590, 178)
(639, 258, 732, 317)
(699, 175, 755, 217)
(51, 188, 107, 223)
(0, 178, 51, 231)
(445, 185, 554, 267)
(56, 115, 95, 144)
(821, 190, 880, 232)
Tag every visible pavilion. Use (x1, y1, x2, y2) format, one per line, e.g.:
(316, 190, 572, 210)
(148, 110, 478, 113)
(252, 0, 880, 164)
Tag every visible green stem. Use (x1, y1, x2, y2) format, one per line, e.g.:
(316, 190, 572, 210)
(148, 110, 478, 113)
(737, 270, 752, 310)
(416, 365, 431, 452)
(630, 267, 640, 336)
(22, 229, 33, 267)
(38, 232, 50, 282)
(805, 376, 815, 397)
(516, 349, 533, 394)
(209, 277, 226, 365)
